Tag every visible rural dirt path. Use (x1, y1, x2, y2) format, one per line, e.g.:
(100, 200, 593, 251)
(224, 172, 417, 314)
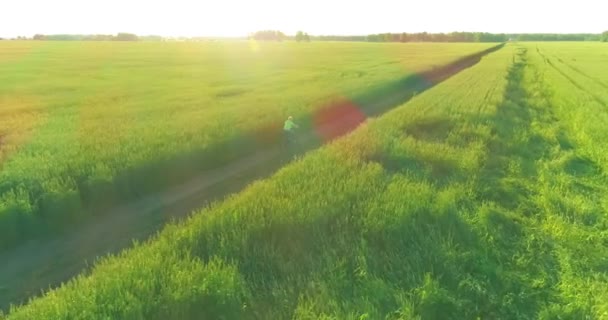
(0, 146, 284, 309)
(0, 44, 504, 311)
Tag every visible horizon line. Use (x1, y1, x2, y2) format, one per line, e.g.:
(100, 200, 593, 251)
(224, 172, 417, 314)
(1, 31, 605, 39)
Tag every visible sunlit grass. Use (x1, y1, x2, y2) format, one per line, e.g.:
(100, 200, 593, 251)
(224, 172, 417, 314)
(3, 42, 607, 320)
(0, 41, 494, 249)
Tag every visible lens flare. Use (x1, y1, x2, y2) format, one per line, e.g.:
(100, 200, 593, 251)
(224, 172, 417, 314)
(313, 98, 366, 142)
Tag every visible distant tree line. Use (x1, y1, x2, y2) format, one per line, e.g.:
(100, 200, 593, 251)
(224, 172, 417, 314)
(29, 33, 163, 41)
(359, 32, 601, 42)
(312, 35, 368, 42)
(295, 31, 311, 42)
(513, 33, 601, 41)
(302, 32, 605, 43)
(7, 31, 608, 42)
(250, 30, 287, 41)
(365, 32, 482, 42)
(2, 36, 29, 40)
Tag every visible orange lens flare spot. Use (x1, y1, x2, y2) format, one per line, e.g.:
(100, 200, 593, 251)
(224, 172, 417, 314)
(313, 99, 366, 142)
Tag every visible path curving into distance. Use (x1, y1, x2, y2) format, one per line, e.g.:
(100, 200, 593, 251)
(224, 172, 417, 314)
(0, 43, 504, 311)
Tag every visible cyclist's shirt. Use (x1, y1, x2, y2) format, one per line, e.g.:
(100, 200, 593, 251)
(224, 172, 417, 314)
(284, 119, 297, 131)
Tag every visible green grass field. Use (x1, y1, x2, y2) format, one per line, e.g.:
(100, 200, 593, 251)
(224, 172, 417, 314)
(3, 42, 607, 319)
(0, 41, 495, 250)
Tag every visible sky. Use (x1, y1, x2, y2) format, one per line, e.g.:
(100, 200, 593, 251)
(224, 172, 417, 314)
(1, 0, 606, 38)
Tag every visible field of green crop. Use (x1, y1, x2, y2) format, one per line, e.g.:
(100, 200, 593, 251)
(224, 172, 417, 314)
(0, 41, 495, 250)
(4, 42, 607, 319)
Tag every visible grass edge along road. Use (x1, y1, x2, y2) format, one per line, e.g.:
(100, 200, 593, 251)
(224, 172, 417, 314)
(0, 44, 503, 311)
(5, 43, 608, 318)
(0, 44, 501, 251)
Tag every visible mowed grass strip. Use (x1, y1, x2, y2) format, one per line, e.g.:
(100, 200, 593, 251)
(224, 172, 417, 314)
(0, 44, 574, 320)
(0, 41, 496, 250)
(521, 44, 608, 318)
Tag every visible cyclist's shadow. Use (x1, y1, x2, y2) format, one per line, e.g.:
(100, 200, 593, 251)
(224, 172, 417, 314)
(282, 130, 302, 160)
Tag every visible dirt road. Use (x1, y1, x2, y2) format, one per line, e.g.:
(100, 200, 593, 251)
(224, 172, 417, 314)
(0, 146, 284, 309)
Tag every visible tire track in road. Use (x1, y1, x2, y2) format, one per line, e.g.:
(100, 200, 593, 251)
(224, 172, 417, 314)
(536, 47, 608, 108)
(555, 56, 608, 90)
